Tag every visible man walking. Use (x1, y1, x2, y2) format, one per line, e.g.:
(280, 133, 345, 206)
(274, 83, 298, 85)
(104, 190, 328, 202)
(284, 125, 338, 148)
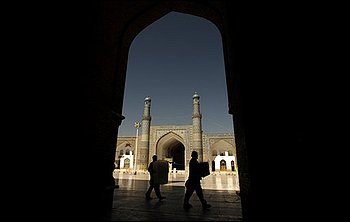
(145, 155, 166, 201)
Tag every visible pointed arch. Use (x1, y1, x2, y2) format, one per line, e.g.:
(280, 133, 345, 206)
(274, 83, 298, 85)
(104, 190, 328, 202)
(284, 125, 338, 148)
(156, 131, 186, 170)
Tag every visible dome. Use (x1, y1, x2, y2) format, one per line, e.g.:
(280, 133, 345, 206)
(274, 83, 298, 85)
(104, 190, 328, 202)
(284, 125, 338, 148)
(144, 96, 151, 101)
(193, 92, 200, 99)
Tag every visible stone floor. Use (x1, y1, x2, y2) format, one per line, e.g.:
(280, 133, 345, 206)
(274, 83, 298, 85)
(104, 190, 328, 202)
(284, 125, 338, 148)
(103, 171, 242, 221)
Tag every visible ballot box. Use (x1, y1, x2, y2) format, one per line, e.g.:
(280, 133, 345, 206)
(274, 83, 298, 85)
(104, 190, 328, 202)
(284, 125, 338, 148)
(199, 162, 210, 178)
(152, 160, 169, 184)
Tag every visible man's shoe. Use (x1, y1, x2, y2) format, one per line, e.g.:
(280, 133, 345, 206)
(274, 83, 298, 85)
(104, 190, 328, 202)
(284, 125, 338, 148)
(202, 203, 212, 209)
(183, 203, 193, 209)
(145, 196, 153, 200)
(159, 196, 166, 200)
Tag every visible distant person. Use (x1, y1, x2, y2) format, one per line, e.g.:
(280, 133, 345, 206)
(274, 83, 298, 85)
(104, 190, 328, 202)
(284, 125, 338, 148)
(145, 155, 166, 201)
(183, 151, 211, 209)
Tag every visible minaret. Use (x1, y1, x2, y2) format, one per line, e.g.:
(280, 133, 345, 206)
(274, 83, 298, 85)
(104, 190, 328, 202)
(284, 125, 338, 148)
(192, 92, 203, 161)
(139, 96, 151, 170)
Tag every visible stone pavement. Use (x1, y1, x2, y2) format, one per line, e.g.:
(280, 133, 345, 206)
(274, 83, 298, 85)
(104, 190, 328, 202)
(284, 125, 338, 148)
(103, 171, 242, 221)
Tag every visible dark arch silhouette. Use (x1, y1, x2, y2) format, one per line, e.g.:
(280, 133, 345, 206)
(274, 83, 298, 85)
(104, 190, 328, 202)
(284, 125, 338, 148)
(97, 1, 250, 219)
(46, 1, 316, 221)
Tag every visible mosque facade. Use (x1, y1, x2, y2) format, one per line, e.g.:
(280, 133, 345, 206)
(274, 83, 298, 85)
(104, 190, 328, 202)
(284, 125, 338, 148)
(115, 93, 238, 175)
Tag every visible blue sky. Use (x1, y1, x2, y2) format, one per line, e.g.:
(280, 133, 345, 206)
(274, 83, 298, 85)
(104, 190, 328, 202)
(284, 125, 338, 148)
(118, 12, 234, 136)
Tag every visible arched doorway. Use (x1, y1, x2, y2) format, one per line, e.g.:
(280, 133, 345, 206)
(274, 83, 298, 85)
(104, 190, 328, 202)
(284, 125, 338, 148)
(231, 160, 235, 171)
(124, 158, 130, 169)
(220, 159, 227, 171)
(168, 143, 185, 170)
(156, 132, 186, 171)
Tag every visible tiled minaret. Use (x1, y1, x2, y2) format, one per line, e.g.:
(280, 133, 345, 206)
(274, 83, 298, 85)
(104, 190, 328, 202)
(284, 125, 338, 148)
(192, 92, 203, 161)
(139, 96, 151, 170)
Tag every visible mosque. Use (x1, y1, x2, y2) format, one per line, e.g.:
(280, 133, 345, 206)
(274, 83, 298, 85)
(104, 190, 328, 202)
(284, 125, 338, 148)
(115, 93, 238, 175)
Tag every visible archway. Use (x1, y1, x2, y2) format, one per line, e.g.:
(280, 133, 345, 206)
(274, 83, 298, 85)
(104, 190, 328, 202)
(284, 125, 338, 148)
(231, 160, 235, 171)
(107, 1, 248, 220)
(156, 132, 186, 170)
(168, 143, 185, 170)
(124, 158, 130, 169)
(220, 159, 227, 171)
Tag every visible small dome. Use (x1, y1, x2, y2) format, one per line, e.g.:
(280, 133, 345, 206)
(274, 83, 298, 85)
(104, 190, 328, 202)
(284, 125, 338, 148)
(144, 96, 151, 101)
(193, 92, 200, 99)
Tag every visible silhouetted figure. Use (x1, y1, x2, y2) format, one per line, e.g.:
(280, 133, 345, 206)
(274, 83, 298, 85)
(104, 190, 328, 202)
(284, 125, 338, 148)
(183, 151, 211, 209)
(145, 155, 166, 201)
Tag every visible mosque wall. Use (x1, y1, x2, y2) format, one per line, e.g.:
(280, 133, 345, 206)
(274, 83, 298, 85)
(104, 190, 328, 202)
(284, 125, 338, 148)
(115, 129, 237, 173)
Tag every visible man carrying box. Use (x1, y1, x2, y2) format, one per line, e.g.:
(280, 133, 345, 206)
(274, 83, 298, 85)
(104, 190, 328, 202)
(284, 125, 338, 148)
(145, 155, 167, 201)
(183, 151, 211, 209)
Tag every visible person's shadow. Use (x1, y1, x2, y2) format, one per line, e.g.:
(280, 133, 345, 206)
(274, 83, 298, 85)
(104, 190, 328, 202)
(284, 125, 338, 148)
(154, 200, 164, 209)
(145, 198, 165, 209)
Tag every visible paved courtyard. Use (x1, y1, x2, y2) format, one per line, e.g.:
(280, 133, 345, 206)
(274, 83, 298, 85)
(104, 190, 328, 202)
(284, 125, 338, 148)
(113, 170, 240, 191)
(105, 170, 242, 221)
